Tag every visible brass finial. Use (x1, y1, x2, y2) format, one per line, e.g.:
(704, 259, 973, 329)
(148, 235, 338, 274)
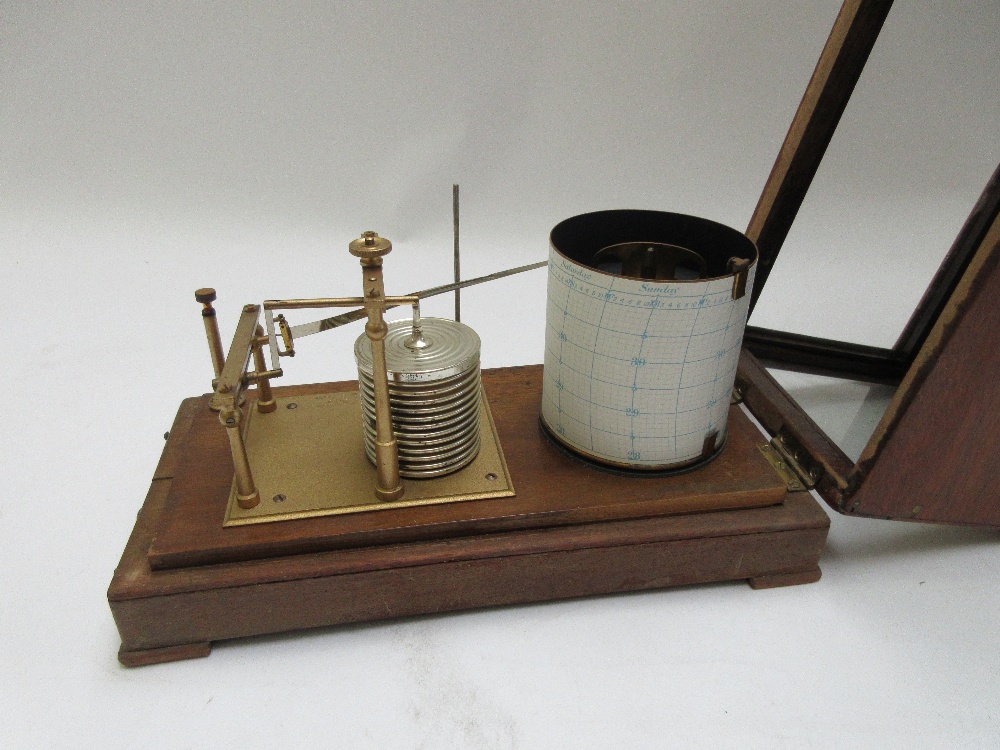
(349, 231, 392, 261)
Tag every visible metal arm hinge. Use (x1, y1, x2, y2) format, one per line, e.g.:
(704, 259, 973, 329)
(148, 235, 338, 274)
(757, 431, 822, 492)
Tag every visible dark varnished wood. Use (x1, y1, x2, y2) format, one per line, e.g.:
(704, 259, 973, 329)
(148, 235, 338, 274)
(737, 0, 1000, 528)
(747, 0, 893, 311)
(146, 365, 787, 570)
(109, 445, 827, 664)
(744, 165, 1000, 388)
(118, 642, 212, 668)
(109, 367, 828, 665)
(748, 568, 822, 590)
(737, 350, 855, 508)
(847, 212, 1000, 526)
(894, 162, 1000, 363)
(740, 206, 1000, 527)
(743, 326, 905, 384)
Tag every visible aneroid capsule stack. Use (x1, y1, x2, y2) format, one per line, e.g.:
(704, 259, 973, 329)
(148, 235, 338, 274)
(355, 317, 482, 478)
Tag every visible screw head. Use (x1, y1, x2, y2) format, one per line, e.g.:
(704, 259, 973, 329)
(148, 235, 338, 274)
(195, 287, 217, 304)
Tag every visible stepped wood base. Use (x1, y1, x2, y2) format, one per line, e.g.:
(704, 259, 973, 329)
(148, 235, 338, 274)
(109, 366, 829, 666)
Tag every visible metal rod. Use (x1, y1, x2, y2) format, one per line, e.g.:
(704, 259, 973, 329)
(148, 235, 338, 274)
(408, 262, 547, 300)
(251, 325, 277, 413)
(264, 296, 366, 310)
(216, 304, 261, 400)
(220, 407, 260, 509)
(196, 288, 226, 378)
(244, 367, 283, 382)
(453, 183, 460, 321)
(289, 260, 548, 338)
(264, 308, 280, 371)
(264, 295, 419, 311)
(404, 299, 429, 350)
(349, 232, 404, 502)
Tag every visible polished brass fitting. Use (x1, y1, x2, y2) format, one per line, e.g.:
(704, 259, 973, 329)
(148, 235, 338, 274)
(351, 232, 404, 502)
(220, 407, 260, 509)
(197, 287, 227, 412)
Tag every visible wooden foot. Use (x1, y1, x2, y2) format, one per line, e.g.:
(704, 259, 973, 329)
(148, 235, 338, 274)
(118, 641, 212, 667)
(747, 567, 822, 589)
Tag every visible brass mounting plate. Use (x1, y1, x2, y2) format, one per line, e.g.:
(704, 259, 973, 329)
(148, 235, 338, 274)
(224, 390, 514, 525)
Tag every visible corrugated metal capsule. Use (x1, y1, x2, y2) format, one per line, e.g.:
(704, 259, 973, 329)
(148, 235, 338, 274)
(355, 317, 482, 478)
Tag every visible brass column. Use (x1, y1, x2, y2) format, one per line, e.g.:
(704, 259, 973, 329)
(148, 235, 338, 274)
(252, 326, 277, 413)
(349, 231, 404, 502)
(197, 288, 227, 412)
(220, 406, 260, 509)
(196, 288, 226, 378)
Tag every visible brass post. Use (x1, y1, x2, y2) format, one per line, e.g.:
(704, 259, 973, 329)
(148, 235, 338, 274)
(197, 288, 227, 412)
(252, 326, 277, 413)
(220, 407, 260, 509)
(196, 288, 226, 378)
(349, 231, 404, 502)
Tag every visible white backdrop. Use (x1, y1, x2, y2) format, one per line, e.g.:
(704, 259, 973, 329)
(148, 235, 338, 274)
(2, 1, 999, 748)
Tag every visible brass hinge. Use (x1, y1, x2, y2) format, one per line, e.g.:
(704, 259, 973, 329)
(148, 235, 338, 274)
(731, 383, 746, 405)
(757, 431, 821, 491)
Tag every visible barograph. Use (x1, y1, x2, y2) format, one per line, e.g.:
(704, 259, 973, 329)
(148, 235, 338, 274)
(109, 0, 1000, 667)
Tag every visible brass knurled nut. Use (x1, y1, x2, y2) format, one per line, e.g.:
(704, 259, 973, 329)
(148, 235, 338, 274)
(349, 231, 392, 260)
(195, 287, 217, 303)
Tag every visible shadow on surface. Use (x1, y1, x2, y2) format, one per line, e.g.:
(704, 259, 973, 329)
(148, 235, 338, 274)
(823, 511, 998, 565)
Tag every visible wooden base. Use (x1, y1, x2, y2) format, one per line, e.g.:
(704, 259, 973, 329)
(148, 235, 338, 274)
(109, 366, 829, 666)
(146, 366, 789, 570)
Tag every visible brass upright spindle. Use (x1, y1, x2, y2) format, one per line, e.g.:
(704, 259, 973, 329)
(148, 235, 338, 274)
(252, 325, 277, 413)
(220, 406, 260, 509)
(349, 231, 404, 502)
(196, 288, 226, 378)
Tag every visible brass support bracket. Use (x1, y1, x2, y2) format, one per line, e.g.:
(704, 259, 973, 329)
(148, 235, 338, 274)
(728, 257, 751, 300)
(276, 314, 295, 357)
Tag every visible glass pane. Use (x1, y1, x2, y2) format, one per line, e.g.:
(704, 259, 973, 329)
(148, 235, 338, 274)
(767, 369, 895, 463)
(750, 0, 1000, 348)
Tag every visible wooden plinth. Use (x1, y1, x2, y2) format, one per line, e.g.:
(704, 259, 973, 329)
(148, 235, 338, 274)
(109, 365, 829, 666)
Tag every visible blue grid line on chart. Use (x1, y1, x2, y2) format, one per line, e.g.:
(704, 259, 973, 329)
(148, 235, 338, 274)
(549, 261, 732, 300)
(670, 286, 706, 453)
(542, 392, 725, 443)
(547, 298, 738, 340)
(546, 349, 735, 395)
(544, 252, 746, 464)
(544, 353, 738, 415)
(548, 272, 738, 310)
(586, 267, 614, 451)
(545, 328, 745, 367)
